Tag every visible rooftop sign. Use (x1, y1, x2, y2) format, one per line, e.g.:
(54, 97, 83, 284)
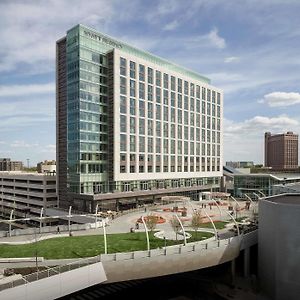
(83, 30, 122, 49)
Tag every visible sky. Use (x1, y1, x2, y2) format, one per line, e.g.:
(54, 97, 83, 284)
(1, 0, 300, 166)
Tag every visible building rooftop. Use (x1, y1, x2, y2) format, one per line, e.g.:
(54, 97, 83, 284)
(71, 24, 211, 84)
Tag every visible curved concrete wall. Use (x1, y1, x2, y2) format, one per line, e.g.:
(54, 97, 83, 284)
(102, 237, 242, 283)
(259, 195, 300, 300)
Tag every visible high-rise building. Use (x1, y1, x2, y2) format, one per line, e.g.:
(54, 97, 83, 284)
(56, 24, 223, 212)
(0, 158, 23, 171)
(264, 132, 298, 170)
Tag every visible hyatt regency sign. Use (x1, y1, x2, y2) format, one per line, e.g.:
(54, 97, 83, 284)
(84, 30, 122, 49)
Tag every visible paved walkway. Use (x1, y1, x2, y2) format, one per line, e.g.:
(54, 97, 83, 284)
(0, 200, 254, 245)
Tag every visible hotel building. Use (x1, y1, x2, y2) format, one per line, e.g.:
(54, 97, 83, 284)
(56, 24, 223, 211)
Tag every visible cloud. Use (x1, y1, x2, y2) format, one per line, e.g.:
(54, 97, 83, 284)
(224, 115, 300, 163)
(260, 92, 300, 107)
(207, 27, 226, 49)
(163, 20, 180, 31)
(10, 140, 39, 148)
(224, 56, 240, 63)
(0, 83, 54, 97)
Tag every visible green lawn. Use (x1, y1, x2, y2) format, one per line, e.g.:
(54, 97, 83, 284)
(0, 231, 213, 259)
(199, 221, 228, 229)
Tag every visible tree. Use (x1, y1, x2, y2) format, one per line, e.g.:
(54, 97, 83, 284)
(191, 210, 203, 238)
(170, 216, 181, 240)
(145, 214, 158, 232)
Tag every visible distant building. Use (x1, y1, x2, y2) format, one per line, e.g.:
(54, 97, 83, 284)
(0, 172, 57, 222)
(264, 132, 298, 170)
(225, 161, 254, 169)
(233, 172, 300, 198)
(37, 160, 56, 174)
(0, 158, 23, 171)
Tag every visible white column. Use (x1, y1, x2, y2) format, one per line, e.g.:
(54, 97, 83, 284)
(39, 207, 44, 233)
(102, 218, 107, 254)
(95, 204, 99, 229)
(68, 206, 72, 233)
(203, 209, 218, 240)
(9, 209, 14, 237)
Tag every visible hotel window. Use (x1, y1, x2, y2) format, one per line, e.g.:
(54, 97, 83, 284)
(178, 109, 182, 124)
(217, 105, 220, 117)
(130, 98, 136, 115)
(156, 70, 161, 86)
(120, 57, 126, 76)
(190, 142, 195, 155)
(184, 111, 189, 125)
(139, 100, 145, 117)
(120, 115, 127, 133)
(207, 103, 211, 115)
(148, 137, 153, 152)
(130, 117, 135, 133)
(212, 118, 216, 130)
(156, 104, 161, 120)
(156, 121, 161, 136)
(207, 130, 211, 142)
(190, 98, 195, 111)
(148, 120, 153, 135)
(130, 165, 135, 173)
(163, 73, 169, 89)
(171, 92, 175, 107)
(139, 118, 145, 135)
(171, 124, 175, 138)
(148, 67, 153, 84)
(156, 87, 161, 103)
(207, 144, 211, 156)
(217, 118, 220, 130)
(184, 141, 188, 154)
(164, 139, 169, 154)
(130, 80, 135, 97)
(171, 108, 176, 122)
(120, 96, 126, 114)
(207, 89, 211, 102)
(207, 116, 211, 128)
(139, 82, 145, 99)
(148, 102, 153, 118)
(139, 137, 145, 152)
(178, 94, 182, 108)
(163, 106, 169, 121)
(148, 85, 153, 101)
(120, 134, 127, 151)
(130, 61, 136, 78)
(212, 91, 216, 103)
(139, 64, 145, 82)
(202, 143, 205, 156)
(202, 87, 206, 100)
(196, 85, 200, 99)
(190, 83, 195, 97)
(217, 92, 221, 104)
(196, 100, 200, 113)
(163, 89, 168, 105)
(196, 114, 200, 127)
(178, 141, 182, 154)
(120, 165, 126, 173)
(184, 96, 189, 110)
(190, 127, 194, 140)
(178, 125, 182, 139)
(156, 138, 161, 153)
(212, 104, 216, 116)
(130, 135, 136, 152)
(163, 123, 169, 137)
(120, 76, 126, 95)
(178, 78, 182, 93)
(171, 76, 176, 91)
(184, 81, 189, 95)
(217, 132, 220, 143)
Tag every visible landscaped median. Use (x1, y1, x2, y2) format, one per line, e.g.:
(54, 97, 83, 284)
(0, 231, 214, 260)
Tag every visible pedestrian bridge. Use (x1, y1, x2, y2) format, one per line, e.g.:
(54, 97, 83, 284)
(0, 230, 257, 300)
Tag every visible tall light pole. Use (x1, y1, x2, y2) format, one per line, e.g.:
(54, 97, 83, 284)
(141, 216, 150, 251)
